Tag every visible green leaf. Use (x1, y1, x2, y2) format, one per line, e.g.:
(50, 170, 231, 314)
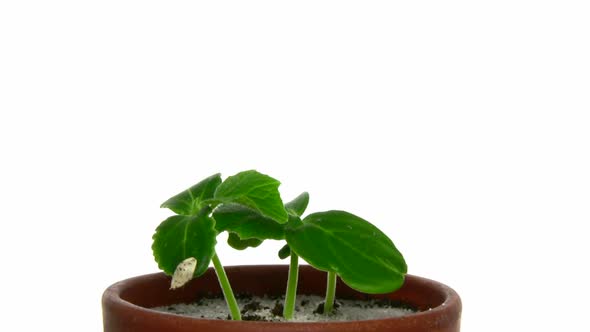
(278, 244, 291, 259)
(285, 211, 407, 294)
(161, 173, 222, 215)
(212, 203, 285, 240)
(214, 170, 288, 223)
(285, 214, 304, 229)
(227, 232, 263, 250)
(152, 210, 217, 277)
(284, 192, 310, 217)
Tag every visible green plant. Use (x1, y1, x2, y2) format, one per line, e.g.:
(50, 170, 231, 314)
(152, 170, 407, 320)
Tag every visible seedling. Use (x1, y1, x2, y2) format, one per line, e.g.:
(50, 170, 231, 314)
(152, 170, 407, 321)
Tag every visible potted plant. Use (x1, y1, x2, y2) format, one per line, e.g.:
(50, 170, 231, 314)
(102, 170, 462, 332)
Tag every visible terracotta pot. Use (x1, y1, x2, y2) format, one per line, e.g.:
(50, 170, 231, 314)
(102, 265, 461, 332)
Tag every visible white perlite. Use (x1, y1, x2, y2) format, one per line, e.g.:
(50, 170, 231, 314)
(152, 294, 415, 322)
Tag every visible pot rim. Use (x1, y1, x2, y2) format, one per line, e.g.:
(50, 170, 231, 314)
(103, 264, 461, 326)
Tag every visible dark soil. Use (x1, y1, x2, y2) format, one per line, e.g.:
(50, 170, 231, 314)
(313, 301, 342, 314)
(271, 301, 284, 317)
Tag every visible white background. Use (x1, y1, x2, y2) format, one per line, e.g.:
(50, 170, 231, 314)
(1, 1, 589, 331)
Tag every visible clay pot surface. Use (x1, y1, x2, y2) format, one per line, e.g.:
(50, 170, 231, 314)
(102, 265, 461, 332)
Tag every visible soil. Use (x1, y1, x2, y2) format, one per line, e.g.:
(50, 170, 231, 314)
(152, 293, 417, 322)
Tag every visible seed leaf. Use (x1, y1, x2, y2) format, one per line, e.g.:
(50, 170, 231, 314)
(214, 170, 288, 223)
(227, 232, 263, 250)
(285, 210, 407, 294)
(284, 192, 310, 217)
(212, 203, 285, 240)
(152, 211, 217, 277)
(278, 244, 291, 259)
(161, 173, 222, 215)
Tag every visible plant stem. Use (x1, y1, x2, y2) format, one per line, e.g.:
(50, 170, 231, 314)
(283, 252, 299, 319)
(211, 253, 241, 320)
(323, 271, 337, 314)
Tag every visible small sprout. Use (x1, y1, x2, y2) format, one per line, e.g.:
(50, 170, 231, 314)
(170, 257, 197, 289)
(154, 170, 287, 321)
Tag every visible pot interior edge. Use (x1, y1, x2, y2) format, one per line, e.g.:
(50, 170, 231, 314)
(117, 265, 449, 313)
